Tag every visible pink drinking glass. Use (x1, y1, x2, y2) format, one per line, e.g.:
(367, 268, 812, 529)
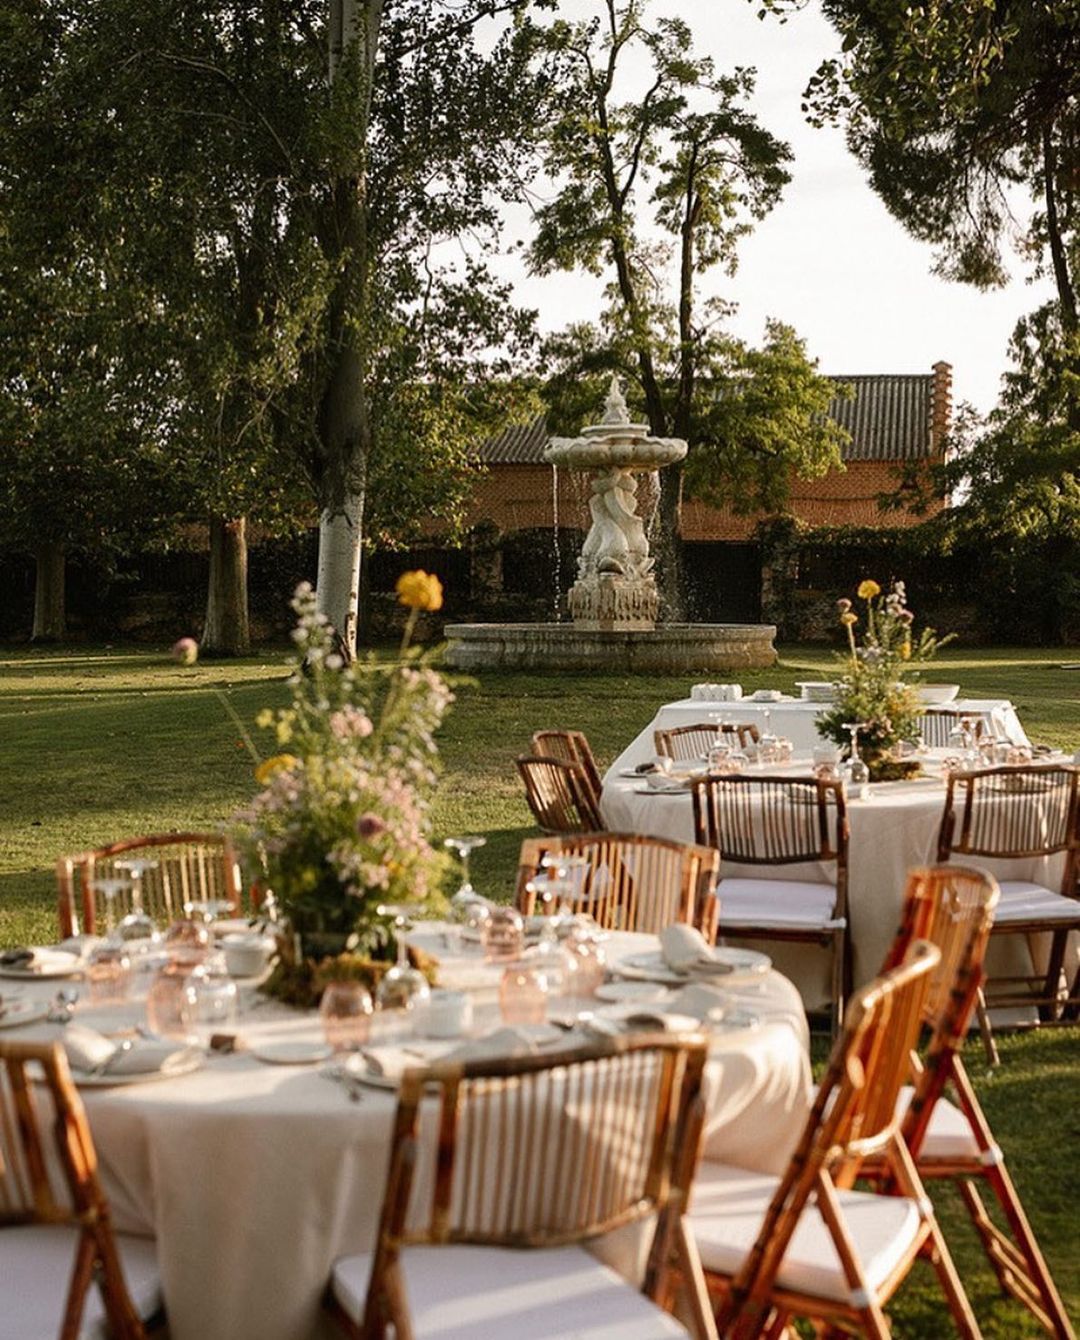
(499, 965, 550, 1025)
(319, 982, 374, 1053)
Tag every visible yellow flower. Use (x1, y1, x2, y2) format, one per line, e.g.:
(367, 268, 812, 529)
(840, 612, 858, 627)
(254, 753, 298, 784)
(901, 639, 912, 660)
(255, 708, 274, 728)
(395, 569, 444, 612)
(857, 580, 881, 600)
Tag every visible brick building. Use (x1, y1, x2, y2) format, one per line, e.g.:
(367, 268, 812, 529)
(462, 362, 952, 622)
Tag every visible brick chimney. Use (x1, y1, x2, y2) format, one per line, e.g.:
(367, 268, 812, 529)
(930, 360, 953, 454)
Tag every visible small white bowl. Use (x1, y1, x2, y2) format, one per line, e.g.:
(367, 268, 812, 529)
(222, 933, 275, 978)
(917, 684, 960, 705)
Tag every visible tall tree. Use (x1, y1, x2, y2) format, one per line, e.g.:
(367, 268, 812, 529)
(531, 0, 844, 614)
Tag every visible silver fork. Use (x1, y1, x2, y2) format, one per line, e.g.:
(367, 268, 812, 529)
(320, 1063, 364, 1103)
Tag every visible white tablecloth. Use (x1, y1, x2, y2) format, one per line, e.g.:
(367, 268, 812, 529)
(613, 696, 1030, 765)
(11, 929, 810, 1340)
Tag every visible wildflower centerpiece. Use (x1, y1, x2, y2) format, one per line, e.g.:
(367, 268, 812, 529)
(231, 574, 452, 1004)
(817, 579, 951, 782)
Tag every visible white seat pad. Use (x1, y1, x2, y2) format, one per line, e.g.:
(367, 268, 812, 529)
(894, 1085, 981, 1163)
(333, 1243, 689, 1339)
(0, 1225, 161, 1340)
(994, 881, 1080, 925)
(716, 878, 841, 931)
(689, 1162, 922, 1304)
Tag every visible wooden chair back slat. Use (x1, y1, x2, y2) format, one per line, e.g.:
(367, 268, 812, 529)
(516, 756, 603, 834)
(530, 730, 603, 810)
(56, 832, 243, 937)
(939, 765, 1079, 860)
(516, 832, 719, 941)
(654, 721, 758, 762)
(384, 1037, 706, 1249)
(690, 775, 848, 868)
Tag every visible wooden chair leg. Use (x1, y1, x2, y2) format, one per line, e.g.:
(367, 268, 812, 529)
(1039, 930, 1067, 1023)
(958, 1175, 1076, 1338)
(921, 1215, 984, 1340)
(975, 987, 999, 1067)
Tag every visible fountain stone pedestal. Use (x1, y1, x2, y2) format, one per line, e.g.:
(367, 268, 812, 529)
(444, 377, 777, 673)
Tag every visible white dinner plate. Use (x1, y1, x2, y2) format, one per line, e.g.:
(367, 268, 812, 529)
(707, 1007, 761, 1033)
(611, 947, 771, 987)
(0, 949, 82, 980)
(632, 783, 688, 797)
(594, 980, 669, 1005)
(71, 1050, 205, 1088)
(250, 1041, 333, 1066)
(0, 999, 51, 1029)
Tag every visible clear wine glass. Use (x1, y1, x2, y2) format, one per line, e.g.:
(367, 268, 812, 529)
(113, 858, 160, 943)
(90, 878, 133, 944)
(375, 905, 431, 1013)
(758, 708, 779, 767)
(842, 722, 870, 797)
(444, 835, 486, 901)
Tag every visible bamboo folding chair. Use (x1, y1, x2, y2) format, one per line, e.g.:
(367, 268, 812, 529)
(516, 755, 604, 834)
(654, 722, 759, 763)
(871, 866, 1074, 1338)
(0, 1040, 162, 1339)
(516, 833, 720, 941)
(681, 941, 981, 1339)
(56, 832, 244, 937)
(936, 765, 1080, 1037)
(691, 775, 850, 1035)
(327, 1035, 718, 1340)
(530, 730, 604, 812)
(918, 710, 990, 750)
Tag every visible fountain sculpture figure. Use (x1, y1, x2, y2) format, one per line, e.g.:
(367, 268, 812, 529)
(544, 377, 685, 630)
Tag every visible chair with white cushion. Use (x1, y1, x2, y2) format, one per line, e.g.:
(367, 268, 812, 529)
(690, 775, 850, 1035)
(0, 1039, 163, 1339)
(327, 1035, 717, 1340)
(937, 765, 1080, 1041)
(872, 865, 1074, 1338)
(681, 941, 980, 1339)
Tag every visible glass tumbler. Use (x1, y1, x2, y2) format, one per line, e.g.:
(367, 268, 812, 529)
(499, 965, 550, 1025)
(319, 981, 374, 1053)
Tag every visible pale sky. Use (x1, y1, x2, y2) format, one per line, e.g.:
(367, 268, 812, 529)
(492, 0, 1051, 415)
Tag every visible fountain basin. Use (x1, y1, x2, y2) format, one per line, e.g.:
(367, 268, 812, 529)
(443, 622, 777, 674)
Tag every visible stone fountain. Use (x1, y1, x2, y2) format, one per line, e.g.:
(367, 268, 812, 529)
(444, 377, 777, 673)
(545, 377, 683, 631)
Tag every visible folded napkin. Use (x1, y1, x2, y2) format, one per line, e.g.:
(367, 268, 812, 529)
(362, 1041, 455, 1083)
(62, 1024, 196, 1077)
(444, 1025, 547, 1065)
(659, 925, 735, 980)
(610, 1010, 701, 1035)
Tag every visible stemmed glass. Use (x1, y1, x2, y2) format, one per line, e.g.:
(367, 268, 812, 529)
(444, 835, 486, 903)
(90, 877, 133, 944)
(113, 858, 160, 943)
(842, 722, 870, 797)
(375, 905, 431, 1012)
(758, 708, 779, 767)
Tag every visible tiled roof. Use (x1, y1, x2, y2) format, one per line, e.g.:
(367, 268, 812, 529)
(477, 374, 938, 465)
(826, 374, 934, 462)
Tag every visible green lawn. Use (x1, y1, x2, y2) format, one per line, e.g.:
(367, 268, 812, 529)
(1, 641, 1077, 1335)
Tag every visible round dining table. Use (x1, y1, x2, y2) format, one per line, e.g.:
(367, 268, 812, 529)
(10, 928, 811, 1340)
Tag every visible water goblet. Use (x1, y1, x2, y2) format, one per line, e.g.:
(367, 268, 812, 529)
(707, 741, 731, 773)
(842, 722, 870, 798)
(319, 981, 374, 1053)
(375, 905, 431, 1013)
(90, 877, 133, 943)
(163, 916, 211, 971)
(563, 929, 606, 1001)
(499, 964, 550, 1025)
(113, 858, 161, 943)
(444, 835, 486, 901)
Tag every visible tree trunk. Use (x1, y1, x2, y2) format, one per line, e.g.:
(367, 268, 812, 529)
(32, 542, 65, 641)
(655, 467, 687, 622)
(202, 516, 250, 656)
(316, 487, 365, 656)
